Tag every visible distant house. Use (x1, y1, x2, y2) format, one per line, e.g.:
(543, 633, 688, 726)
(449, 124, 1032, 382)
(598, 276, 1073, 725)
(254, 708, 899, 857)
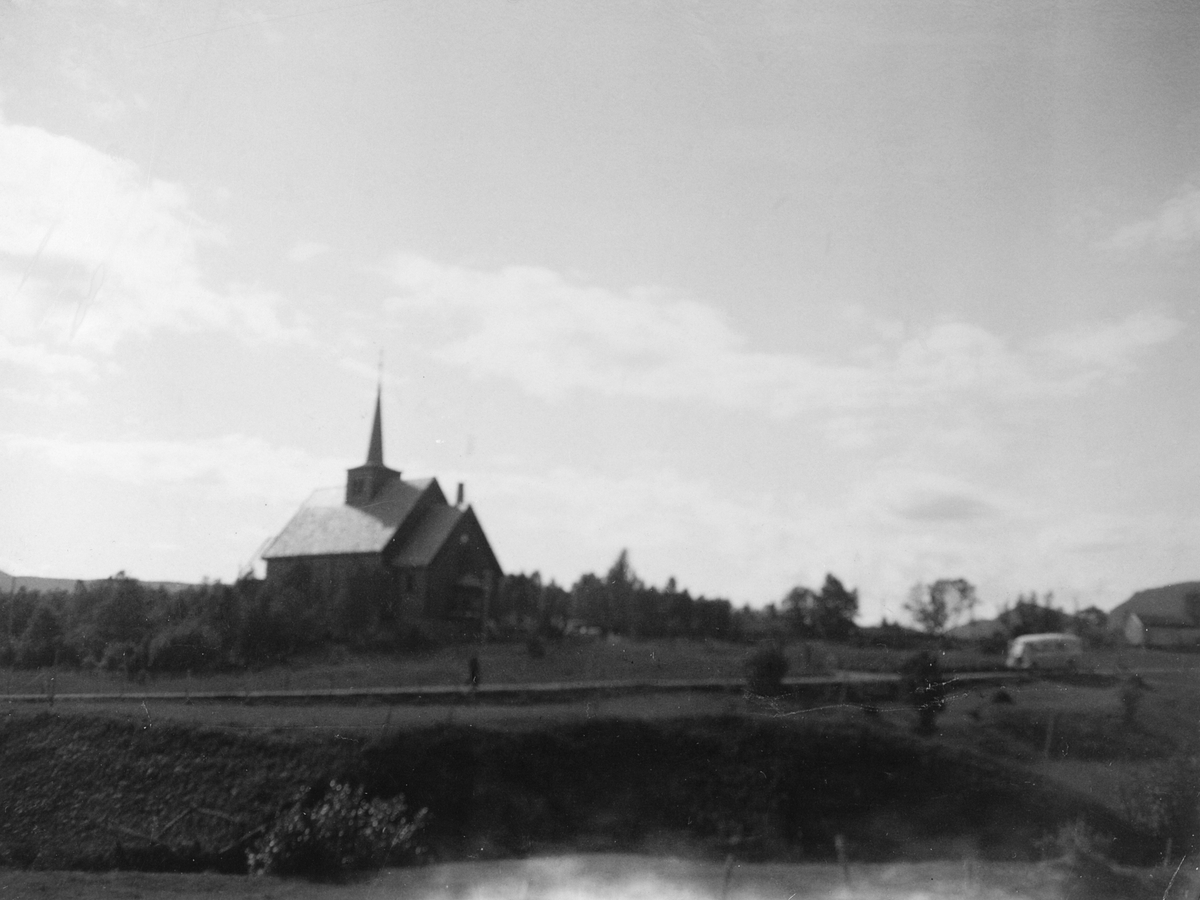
(1109, 582, 1200, 648)
(261, 390, 502, 628)
(1124, 613, 1200, 648)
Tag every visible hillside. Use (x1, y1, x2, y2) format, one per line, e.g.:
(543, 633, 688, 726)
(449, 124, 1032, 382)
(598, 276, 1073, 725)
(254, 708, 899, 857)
(0, 712, 1161, 873)
(0, 570, 193, 595)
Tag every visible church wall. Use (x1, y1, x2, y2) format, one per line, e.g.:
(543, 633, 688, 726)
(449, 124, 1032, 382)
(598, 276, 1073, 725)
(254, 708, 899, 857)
(266, 553, 391, 603)
(422, 514, 502, 620)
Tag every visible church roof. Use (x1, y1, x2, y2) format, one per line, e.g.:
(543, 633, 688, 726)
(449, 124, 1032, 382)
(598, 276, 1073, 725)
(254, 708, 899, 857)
(262, 477, 435, 558)
(391, 504, 464, 567)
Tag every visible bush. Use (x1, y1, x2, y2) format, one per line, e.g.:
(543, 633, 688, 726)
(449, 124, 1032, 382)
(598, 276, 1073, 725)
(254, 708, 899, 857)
(1119, 675, 1148, 727)
(148, 622, 223, 673)
(979, 632, 1010, 656)
(99, 641, 148, 675)
(1117, 755, 1200, 857)
(901, 650, 946, 734)
(247, 780, 426, 879)
(526, 636, 546, 659)
(393, 624, 441, 654)
(745, 642, 789, 696)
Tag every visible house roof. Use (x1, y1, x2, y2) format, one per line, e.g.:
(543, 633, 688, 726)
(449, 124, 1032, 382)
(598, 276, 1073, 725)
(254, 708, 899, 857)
(261, 478, 435, 558)
(1108, 581, 1200, 630)
(1131, 612, 1200, 629)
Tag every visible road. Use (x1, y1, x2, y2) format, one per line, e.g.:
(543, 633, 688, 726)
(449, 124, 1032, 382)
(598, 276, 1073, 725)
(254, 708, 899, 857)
(0, 669, 1029, 706)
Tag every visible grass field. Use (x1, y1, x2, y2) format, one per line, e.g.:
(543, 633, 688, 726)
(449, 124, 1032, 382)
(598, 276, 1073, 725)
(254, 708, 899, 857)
(16, 690, 752, 735)
(0, 636, 1010, 699)
(0, 638, 756, 697)
(4, 643, 1194, 750)
(4, 635, 1194, 702)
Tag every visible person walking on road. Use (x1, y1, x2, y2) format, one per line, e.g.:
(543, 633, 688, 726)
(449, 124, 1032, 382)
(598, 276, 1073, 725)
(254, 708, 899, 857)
(468, 654, 481, 691)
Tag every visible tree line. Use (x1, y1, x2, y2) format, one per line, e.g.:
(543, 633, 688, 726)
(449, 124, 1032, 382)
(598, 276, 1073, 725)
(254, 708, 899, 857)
(0, 551, 749, 674)
(547, 550, 738, 640)
(0, 573, 315, 674)
(0, 560, 1110, 676)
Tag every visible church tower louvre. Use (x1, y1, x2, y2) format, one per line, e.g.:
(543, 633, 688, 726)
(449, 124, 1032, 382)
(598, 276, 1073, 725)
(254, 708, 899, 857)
(345, 387, 401, 506)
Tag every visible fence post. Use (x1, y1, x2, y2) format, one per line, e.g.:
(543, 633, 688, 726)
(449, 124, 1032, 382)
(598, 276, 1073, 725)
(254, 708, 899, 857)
(721, 853, 735, 900)
(835, 834, 850, 885)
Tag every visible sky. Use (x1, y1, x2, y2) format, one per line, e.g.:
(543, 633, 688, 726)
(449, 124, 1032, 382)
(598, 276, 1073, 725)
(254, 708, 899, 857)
(2, 0, 1199, 624)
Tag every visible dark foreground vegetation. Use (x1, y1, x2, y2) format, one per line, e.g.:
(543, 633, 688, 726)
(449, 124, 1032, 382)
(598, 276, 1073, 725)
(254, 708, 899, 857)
(0, 711, 1168, 875)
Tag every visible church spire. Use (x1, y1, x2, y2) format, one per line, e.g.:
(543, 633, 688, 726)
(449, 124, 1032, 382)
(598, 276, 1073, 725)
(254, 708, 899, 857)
(346, 382, 400, 507)
(366, 386, 384, 466)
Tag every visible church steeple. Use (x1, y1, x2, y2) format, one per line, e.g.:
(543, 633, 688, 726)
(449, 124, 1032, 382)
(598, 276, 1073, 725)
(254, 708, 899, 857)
(365, 387, 385, 466)
(346, 385, 400, 507)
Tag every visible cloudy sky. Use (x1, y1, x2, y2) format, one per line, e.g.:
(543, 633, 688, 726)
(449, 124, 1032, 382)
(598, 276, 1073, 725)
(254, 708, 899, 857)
(2, 1, 1198, 622)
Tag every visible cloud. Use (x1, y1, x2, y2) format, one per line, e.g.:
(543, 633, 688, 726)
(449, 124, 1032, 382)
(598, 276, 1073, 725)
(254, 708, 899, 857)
(1031, 312, 1182, 387)
(894, 491, 998, 523)
(1, 432, 342, 502)
(848, 467, 1014, 534)
(460, 454, 1190, 618)
(465, 463, 826, 603)
(1102, 182, 1200, 251)
(0, 109, 311, 374)
(59, 54, 128, 122)
(381, 254, 1181, 422)
(288, 240, 330, 263)
(0, 333, 94, 376)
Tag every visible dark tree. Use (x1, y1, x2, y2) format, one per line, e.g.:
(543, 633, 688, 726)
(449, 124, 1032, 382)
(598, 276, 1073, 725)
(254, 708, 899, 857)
(604, 549, 642, 636)
(538, 581, 570, 635)
(17, 603, 64, 668)
(816, 574, 859, 639)
(494, 572, 543, 626)
(999, 593, 1066, 637)
(570, 572, 610, 632)
(783, 586, 817, 635)
(92, 575, 152, 647)
(782, 574, 858, 639)
(905, 578, 976, 635)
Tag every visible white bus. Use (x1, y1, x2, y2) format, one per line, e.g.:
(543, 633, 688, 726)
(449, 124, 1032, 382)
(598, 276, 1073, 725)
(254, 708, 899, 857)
(1005, 633, 1084, 671)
